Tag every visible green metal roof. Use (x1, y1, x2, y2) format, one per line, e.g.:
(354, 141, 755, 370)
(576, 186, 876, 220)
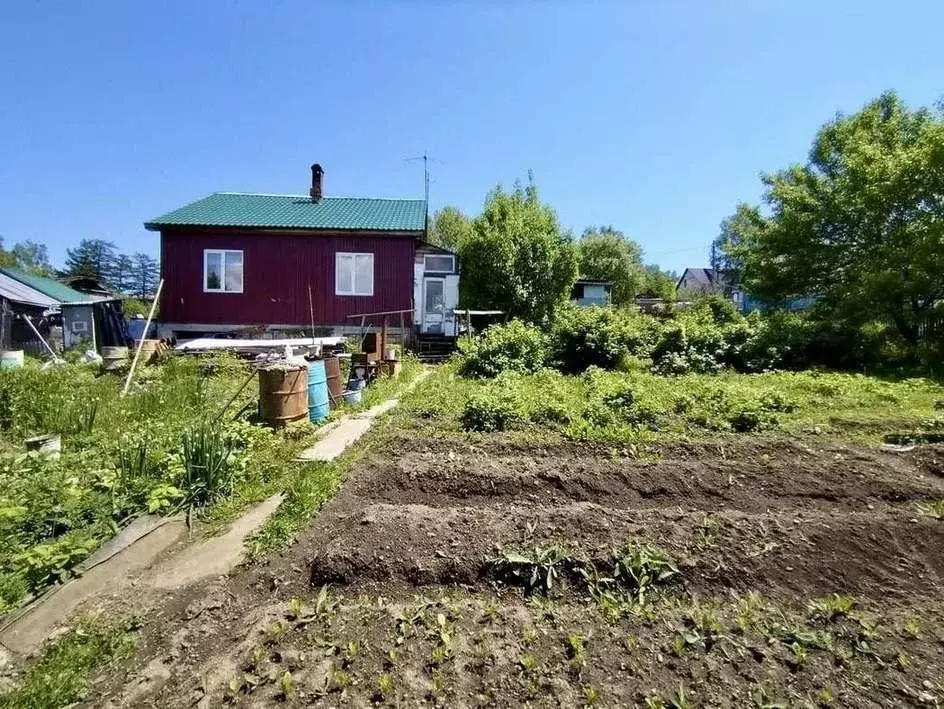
(145, 193, 427, 232)
(0, 267, 97, 303)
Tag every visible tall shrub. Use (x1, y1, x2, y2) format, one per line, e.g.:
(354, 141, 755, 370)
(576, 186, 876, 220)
(458, 321, 549, 378)
(549, 305, 654, 374)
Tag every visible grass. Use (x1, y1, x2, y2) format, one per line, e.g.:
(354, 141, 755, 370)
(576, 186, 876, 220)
(0, 615, 139, 709)
(916, 500, 944, 520)
(400, 362, 944, 445)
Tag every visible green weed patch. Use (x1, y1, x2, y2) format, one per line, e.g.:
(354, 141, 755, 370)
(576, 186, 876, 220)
(0, 355, 327, 613)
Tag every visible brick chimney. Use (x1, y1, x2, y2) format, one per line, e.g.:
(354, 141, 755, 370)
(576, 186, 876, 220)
(310, 163, 324, 202)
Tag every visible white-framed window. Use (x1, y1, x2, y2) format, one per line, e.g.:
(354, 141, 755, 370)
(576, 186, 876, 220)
(424, 254, 454, 273)
(203, 249, 244, 293)
(336, 252, 374, 296)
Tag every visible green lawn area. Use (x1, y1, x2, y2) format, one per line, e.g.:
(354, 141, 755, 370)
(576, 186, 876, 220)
(404, 363, 944, 445)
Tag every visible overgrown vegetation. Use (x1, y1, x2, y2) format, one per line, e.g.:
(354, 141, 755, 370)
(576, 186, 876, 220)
(459, 297, 944, 381)
(0, 355, 342, 613)
(0, 615, 139, 709)
(714, 91, 944, 362)
(405, 359, 942, 444)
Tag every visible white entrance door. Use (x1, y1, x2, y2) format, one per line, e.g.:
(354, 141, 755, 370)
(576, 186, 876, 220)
(423, 278, 445, 334)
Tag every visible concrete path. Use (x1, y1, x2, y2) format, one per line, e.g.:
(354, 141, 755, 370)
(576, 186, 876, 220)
(296, 369, 430, 462)
(0, 521, 187, 654)
(151, 493, 283, 590)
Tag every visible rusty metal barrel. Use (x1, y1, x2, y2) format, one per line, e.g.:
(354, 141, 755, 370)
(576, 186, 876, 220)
(323, 355, 343, 409)
(258, 364, 309, 427)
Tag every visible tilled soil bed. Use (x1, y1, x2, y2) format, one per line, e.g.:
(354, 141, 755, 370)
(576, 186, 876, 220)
(98, 439, 944, 707)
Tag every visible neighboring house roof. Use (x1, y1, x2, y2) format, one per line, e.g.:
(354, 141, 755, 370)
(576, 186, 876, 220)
(416, 240, 458, 256)
(0, 272, 60, 308)
(63, 275, 115, 297)
(676, 267, 717, 290)
(574, 279, 612, 287)
(0, 267, 97, 305)
(145, 193, 427, 232)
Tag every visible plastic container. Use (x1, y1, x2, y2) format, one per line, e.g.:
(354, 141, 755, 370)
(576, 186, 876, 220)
(258, 364, 309, 427)
(343, 389, 363, 405)
(307, 359, 330, 423)
(351, 377, 367, 391)
(0, 350, 24, 370)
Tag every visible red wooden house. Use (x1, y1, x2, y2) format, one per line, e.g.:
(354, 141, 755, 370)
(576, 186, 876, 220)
(145, 164, 449, 340)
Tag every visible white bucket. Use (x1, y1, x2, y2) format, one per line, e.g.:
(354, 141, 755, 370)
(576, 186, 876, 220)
(0, 350, 24, 370)
(384, 347, 398, 361)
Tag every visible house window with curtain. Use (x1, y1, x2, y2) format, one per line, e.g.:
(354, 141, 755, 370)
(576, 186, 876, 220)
(335, 252, 374, 296)
(203, 250, 243, 293)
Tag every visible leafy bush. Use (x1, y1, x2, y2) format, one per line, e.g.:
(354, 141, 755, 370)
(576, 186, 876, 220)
(697, 294, 742, 325)
(460, 388, 523, 432)
(458, 321, 548, 378)
(727, 406, 776, 433)
(651, 304, 759, 375)
(550, 305, 655, 374)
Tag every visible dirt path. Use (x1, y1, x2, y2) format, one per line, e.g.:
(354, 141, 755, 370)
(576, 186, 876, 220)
(95, 437, 944, 707)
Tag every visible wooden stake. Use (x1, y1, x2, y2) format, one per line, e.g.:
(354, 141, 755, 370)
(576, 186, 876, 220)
(21, 315, 58, 360)
(214, 366, 258, 423)
(121, 279, 164, 397)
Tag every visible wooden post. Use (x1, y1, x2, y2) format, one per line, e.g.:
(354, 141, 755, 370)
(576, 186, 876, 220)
(307, 284, 316, 345)
(0, 300, 7, 350)
(89, 305, 98, 352)
(122, 279, 164, 397)
(381, 317, 388, 360)
(21, 315, 58, 360)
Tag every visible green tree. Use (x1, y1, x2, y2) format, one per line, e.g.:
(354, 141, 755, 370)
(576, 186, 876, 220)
(131, 253, 160, 298)
(640, 264, 677, 300)
(459, 175, 578, 324)
(10, 240, 54, 277)
(0, 237, 17, 269)
(726, 91, 944, 349)
(113, 254, 136, 294)
(63, 239, 119, 287)
(576, 226, 645, 306)
(710, 203, 764, 291)
(428, 206, 472, 250)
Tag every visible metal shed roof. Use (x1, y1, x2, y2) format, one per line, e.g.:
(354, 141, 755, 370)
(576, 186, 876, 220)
(0, 272, 61, 308)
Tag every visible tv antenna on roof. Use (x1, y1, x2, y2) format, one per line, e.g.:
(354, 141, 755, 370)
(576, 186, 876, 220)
(405, 152, 437, 204)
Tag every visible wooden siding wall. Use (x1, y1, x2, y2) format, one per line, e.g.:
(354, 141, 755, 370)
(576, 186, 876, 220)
(160, 228, 416, 326)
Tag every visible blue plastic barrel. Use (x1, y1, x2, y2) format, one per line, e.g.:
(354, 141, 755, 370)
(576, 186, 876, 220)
(308, 360, 330, 423)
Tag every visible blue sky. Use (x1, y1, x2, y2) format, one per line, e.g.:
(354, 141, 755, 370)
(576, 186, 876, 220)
(1, 1, 942, 273)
